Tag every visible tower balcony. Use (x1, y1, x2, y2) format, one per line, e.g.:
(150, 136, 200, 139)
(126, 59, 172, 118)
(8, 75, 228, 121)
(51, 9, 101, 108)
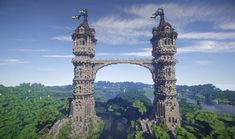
(153, 56, 177, 64)
(72, 57, 94, 65)
(152, 45, 176, 55)
(73, 46, 95, 56)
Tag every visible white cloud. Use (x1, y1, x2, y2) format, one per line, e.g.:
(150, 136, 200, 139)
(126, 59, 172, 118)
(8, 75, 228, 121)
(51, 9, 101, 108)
(42, 53, 115, 58)
(178, 40, 235, 54)
(123, 3, 234, 31)
(93, 16, 152, 45)
(119, 40, 235, 55)
(179, 32, 235, 40)
(92, 3, 235, 45)
(51, 35, 71, 41)
(120, 52, 151, 57)
(119, 48, 151, 57)
(14, 49, 51, 52)
(42, 55, 73, 58)
(219, 22, 235, 30)
(194, 60, 212, 65)
(0, 59, 28, 65)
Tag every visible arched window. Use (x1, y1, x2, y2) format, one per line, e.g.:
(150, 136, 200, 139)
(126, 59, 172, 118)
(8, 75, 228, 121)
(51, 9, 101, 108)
(79, 86, 81, 93)
(79, 27, 84, 33)
(82, 40, 85, 45)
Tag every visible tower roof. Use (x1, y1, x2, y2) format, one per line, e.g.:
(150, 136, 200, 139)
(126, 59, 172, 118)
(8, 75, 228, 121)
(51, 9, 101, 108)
(72, 9, 96, 42)
(151, 8, 177, 40)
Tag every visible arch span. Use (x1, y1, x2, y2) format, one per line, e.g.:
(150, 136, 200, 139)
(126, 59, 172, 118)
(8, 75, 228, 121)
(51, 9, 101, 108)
(94, 59, 154, 75)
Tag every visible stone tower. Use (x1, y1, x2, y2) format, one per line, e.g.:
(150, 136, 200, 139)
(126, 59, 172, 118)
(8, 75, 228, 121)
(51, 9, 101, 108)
(70, 10, 100, 138)
(151, 8, 181, 132)
(68, 8, 181, 138)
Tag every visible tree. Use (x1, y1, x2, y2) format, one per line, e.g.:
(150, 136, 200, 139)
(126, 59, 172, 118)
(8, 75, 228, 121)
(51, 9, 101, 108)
(37, 106, 60, 130)
(176, 127, 196, 139)
(132, 100, 147, 115)
(152, 125, 169, 139)
(17, 124, 38, 139)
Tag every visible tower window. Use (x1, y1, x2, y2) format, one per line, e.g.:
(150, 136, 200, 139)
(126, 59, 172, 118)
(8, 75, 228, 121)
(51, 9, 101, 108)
(79, 27, 84, 33)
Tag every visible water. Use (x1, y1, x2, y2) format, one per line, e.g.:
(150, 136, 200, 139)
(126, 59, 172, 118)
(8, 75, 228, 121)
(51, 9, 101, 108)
(186, 98, 235, 115)
(98, 113, 130, 139)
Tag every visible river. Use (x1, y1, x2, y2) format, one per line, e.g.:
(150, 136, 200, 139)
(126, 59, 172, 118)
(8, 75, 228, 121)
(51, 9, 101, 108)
(186, 97, 235, 115)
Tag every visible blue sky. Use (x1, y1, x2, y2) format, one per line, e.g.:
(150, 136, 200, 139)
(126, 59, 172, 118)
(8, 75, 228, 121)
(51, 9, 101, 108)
(0, 0, 235, 90)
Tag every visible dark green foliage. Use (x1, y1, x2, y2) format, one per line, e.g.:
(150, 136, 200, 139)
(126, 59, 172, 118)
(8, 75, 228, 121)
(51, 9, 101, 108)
(127, 130, 144, 139)
(88, 119, 104, 139)
(176, 127, 196, 139)
(181, 106, 235, 139)
(37, 105, 61, 130)
(57, 121, 72, 139)
(0, 83, 69, 139)
(105, 90, 152, 121)
(116, 89, 152, 106)
(132, 100, 147, 115)
(128, 121, 145, 139)
(179, 99, 201, 115)
(1, 82, 235, 139)
(152, 124, 170, 139)
(177, 84, 235, 105)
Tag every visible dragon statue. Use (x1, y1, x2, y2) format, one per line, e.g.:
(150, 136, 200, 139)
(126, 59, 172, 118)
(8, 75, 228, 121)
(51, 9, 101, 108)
(72, 9, 88, 20)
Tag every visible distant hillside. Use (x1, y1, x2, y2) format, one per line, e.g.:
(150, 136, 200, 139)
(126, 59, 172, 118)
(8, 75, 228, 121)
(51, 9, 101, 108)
(1, 82, 234, 104)
(1, 82, 234, 139)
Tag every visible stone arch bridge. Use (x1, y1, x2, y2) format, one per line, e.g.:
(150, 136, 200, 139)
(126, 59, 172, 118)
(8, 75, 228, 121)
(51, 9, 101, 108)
(93, 59, 154, 74)
(69, 8, 181, 138)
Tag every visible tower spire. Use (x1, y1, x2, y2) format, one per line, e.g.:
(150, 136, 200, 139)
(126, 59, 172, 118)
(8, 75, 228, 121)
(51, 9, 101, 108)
(149, 8, 181, 134)
(70, 9, 100, 138)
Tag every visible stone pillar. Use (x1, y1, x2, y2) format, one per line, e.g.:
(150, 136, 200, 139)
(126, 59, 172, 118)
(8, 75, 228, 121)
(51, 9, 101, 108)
(70, 17, 99, 138)
(151, 13, 181, 132)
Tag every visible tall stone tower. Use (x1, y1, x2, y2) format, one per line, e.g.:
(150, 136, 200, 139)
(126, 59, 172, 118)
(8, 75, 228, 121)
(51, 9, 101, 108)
(67, 8, 180, 138)
(70, 9, 100, 138)
(151, 8, 181, 132)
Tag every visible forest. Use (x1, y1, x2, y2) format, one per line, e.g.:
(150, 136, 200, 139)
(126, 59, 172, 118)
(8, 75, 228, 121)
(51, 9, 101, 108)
(0, 82, 235, 139)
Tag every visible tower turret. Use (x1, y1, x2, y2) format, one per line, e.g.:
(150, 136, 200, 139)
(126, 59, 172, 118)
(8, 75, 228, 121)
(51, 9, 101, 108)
(70, 9, 100, 138)
(151, 8, 181, 133)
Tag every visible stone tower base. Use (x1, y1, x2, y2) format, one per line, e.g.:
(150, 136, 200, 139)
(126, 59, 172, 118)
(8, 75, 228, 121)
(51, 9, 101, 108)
(69, 116, 104, 139)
